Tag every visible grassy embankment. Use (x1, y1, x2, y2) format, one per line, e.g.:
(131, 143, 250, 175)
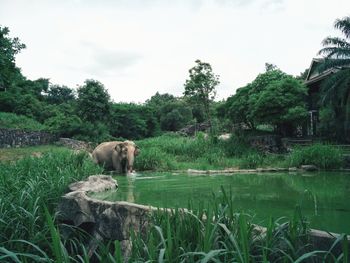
(134, 133, 344, 171)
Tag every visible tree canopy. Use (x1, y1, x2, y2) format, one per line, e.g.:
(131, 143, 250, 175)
(221, 68, 308, 136)
(184, 60, 220, 128)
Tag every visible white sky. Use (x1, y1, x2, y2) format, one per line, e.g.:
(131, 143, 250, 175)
(1, 0, 349, 103)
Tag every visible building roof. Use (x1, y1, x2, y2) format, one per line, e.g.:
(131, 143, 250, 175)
(304, 58, 348, 85)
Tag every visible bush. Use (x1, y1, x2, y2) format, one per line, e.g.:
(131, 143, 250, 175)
(220, 134, 253, 157)
(0, 112, 46, 131)
(135, 147, 175, 171)
(287, 144, 343, 169)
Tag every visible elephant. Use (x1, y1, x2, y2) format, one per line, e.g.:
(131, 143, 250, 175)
(92, 140, 140, 174)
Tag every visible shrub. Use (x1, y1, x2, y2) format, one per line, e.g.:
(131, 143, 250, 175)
(0, 112, 46, 131)
(134, 147, 175, 171)
(287, 143, 343, 169)
(220, 134, 253, 157)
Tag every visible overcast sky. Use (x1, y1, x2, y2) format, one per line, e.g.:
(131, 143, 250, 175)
(1, 0, 349, 103)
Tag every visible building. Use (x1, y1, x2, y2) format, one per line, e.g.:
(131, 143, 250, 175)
(304, 58, 347, 136)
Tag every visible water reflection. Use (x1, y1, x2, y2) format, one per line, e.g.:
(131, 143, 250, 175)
(126, 174, 135, 203)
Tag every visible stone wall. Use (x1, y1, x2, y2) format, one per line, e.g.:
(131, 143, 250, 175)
(248, 135, 283, 153)
(0, 128, 58, 148)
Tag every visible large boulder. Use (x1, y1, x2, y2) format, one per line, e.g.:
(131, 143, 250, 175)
(57, 175, 174, 259)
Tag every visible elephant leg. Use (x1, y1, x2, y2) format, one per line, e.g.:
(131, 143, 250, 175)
(121, 159, 128, 173)
(112, 157, 122, 173)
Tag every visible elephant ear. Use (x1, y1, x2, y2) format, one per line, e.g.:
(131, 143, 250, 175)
(134, 145, 140, 156)
(115, 143, 126, 152)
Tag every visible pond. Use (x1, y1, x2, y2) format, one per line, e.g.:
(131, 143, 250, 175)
(90, 171, 350, 234)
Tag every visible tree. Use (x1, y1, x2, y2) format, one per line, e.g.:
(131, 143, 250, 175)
(46, 84, 75, 104)
(317, 16, 350, 140)
(221, 84, 255, 130)
(159, 101, 193, 131)
(109, 103, 149, 139)
(249, 77, 308, 136)
(76, 79, 111, 123)
(184, 60, 220, 129)
(222, 68, 308, 136)
(0, 26, 26, 91)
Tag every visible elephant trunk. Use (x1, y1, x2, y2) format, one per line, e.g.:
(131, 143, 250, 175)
(127, 152, 135, 173)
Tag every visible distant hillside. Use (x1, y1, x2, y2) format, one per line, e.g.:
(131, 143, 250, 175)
(0, 112, 46, 131)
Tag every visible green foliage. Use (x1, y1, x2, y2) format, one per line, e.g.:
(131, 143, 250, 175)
(249, 77, 308, 133)
(74, 121, 114, 143)
(220, 134, 252, 157)
(44, 112, 82, 136)
(110, 103, 160, 139)
(287, 144, 343, 169)
(238, 152, 265, 169)
(0, 112, 46, 131)
(219, 85, 254, 129)
(129, 190, 338, 262)
(135, 147, 175, 171)
(184, 60, 220, 127)
(0, 149, 102, 257)
(46, 84, 75, 104)
(317, 16, 350, 141)
(222, 68, 308, 136)
(0, 26, 25, 90)
(76, 79, 111, 123)
(160, 101, 193, 131)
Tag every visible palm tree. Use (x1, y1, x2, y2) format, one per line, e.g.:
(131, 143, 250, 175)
(318, 16, 350, 140)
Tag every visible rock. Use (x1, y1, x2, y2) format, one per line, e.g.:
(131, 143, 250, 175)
(58, 138, 94, 152)
(178, 122, 210, 136)
(68, 175, 118, 192)
(58, 175, 186, 260)
(301, 165, 318, 171)
(218, 133, 231, 141)
(288, 167, 298, 172)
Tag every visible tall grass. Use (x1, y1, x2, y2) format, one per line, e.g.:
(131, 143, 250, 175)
(129, 189, 347, 262)
(135, 133, 288, 171)
(287, 144, 344, 169)
(0, 149, 103, 259)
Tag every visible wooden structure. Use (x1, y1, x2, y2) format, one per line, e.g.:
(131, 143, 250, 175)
(304, 58, 345, 136)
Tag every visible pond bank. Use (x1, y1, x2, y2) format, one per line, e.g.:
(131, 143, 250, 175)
(182, 165, 350, 174)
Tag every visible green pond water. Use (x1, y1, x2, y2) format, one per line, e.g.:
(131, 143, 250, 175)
(90, 171, 350, 234)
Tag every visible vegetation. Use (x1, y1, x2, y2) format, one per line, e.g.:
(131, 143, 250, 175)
(184, 59, 220, 130)
(0, 149, 347, 261)
(0, 145, 63, 162)
(130, 192, 348, 262)
(0, 149, 103, 260)
(0, 112, 46, 131)
(219, 66, 308, 136)
(317, 16, 350, 141)
(287, 143, 344, 169)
